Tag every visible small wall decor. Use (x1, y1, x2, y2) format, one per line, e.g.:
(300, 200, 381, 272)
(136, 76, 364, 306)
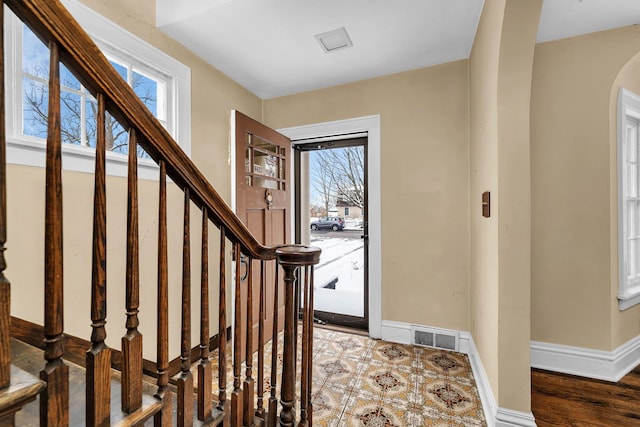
(482, 191, 490, 218)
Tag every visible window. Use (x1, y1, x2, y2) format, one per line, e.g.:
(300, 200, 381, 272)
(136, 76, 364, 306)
(5, 0, 191, 179)
(618, 88, 640, 309)
(344, 207, 350, 216)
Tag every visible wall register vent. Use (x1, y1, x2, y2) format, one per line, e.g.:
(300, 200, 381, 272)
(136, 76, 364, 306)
(411, 326, 458, 352)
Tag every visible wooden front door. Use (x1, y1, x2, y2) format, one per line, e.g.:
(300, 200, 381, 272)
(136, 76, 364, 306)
(234, 110, 290, 356)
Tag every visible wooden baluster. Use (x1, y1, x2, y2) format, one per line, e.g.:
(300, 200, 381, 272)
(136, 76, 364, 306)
(218, 226, 229, 424)
(122, 129, 143, 413)
(298, 267, 310, 427)
(154, 160, 171, 426)
(176, 189, 194, 426)
(243, 257, 254, 426)
(198, 207, 212, 421)
(0, 2, 9, 391)
(276, 246, 321, 427)
(86, 93, 111, 427)
(306, 268, 315, 427)
(266, 261, 279, 427)
(278, 263, 297, 427)
(231, 243, 243, 426)
(256, 261, 266, 420)
(40, 40, 69, 427)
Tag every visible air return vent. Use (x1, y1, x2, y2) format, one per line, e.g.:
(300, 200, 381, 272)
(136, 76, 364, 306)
(411, 326, 458, 352)
(314, 27, 353, 53)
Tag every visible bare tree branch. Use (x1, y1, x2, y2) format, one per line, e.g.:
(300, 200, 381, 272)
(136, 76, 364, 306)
(310, 146, 365, 214)
(22, 62, 155, 159)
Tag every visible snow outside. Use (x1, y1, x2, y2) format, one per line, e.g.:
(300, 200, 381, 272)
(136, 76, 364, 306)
(308, 146, 365, 318)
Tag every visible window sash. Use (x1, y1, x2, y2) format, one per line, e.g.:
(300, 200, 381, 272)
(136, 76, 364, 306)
(618, 89, 640, 309)
(20, 23, 165, 158)
(3, 0, 191, 180)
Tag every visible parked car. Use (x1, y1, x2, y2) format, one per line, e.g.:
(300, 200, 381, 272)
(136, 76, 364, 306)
(310, 217, 344, 231)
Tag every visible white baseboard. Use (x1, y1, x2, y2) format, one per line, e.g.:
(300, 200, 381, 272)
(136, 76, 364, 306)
(380, 320, 412, 344)
(495, 408, 537, 427)
(530, 334, 640, 382)
(381, 321, 537, 427)
(460, 331, 497, 427)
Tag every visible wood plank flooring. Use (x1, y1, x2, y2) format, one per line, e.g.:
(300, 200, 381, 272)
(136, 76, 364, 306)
(532, 366, 640, 426)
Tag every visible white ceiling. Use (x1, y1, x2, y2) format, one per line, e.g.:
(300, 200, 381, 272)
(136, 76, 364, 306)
(156, 0, 640, 100)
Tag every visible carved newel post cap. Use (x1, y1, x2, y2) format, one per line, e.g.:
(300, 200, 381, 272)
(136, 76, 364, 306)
(276, 245, 321, 267)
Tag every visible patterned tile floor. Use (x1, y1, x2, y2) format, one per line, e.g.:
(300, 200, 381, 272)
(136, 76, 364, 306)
(203, 327, 486, 426)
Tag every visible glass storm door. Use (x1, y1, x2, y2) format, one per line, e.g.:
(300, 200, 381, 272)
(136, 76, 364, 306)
(294, 138, 368, 331)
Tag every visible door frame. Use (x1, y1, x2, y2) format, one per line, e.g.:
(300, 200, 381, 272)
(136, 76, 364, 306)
(278, 115, 382, 339)
(294, 138, 369, 330)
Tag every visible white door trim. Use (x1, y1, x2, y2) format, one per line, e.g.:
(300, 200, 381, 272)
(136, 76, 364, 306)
(278, 115, 382, 339)
(230, 110, 237, 211)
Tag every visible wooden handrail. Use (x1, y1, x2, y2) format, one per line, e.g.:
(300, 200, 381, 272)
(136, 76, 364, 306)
(4, 0, 277, 260)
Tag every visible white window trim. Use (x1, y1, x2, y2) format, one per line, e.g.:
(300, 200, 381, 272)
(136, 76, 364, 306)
(617, 88, 640, 310)
(4, 0, 191, 180)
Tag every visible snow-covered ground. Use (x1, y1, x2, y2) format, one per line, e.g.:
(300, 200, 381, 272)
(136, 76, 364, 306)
(310, 234, 364, 317)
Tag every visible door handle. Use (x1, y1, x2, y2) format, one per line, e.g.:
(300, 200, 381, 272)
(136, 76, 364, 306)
(361, 235, 368, 239)
(239, 254, 249, 281)
(230, 250, 249, 281)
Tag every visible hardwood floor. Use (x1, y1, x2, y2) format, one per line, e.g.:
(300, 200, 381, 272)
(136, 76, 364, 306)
(532, 366, 640, 426)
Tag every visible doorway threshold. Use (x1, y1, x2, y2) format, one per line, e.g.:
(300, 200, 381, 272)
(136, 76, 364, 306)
(314, 322, 369, 337)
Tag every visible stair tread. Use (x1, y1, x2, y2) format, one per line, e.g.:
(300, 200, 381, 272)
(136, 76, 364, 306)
(11, 338, 163, 426)
(0, 364, 45, 417)
(10, 338, 227, 425)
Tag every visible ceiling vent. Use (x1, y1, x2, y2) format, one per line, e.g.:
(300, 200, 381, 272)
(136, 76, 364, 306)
(314, 27, 353, 53)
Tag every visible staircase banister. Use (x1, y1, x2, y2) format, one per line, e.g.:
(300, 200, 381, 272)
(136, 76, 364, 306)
(276, 245, 321, 267)
(4, 0, 277, 260)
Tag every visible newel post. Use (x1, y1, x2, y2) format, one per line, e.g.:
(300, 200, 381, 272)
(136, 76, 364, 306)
(276, 245, 320, 427)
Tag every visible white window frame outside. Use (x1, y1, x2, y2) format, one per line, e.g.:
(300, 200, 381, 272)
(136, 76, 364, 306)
(618, 88, 640, 310)
(4, 0, 191, 180)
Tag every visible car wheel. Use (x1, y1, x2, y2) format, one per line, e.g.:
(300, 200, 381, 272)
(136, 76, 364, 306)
(332, 224, 339, 231)
(311, 224, 318, 230)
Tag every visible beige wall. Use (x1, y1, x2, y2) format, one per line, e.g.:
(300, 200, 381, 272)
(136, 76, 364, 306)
(531, 24, 640, 351)
(495, 0, 540, 411)
(470, 0, 540, 412)
(12, 0, 640, 416)
(8, 166, 203, 361)
(264, 61, 470, 331)
(10, 0, 262, 360)
(469, 0, 503, 400)
(611, 49, 640, 348)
